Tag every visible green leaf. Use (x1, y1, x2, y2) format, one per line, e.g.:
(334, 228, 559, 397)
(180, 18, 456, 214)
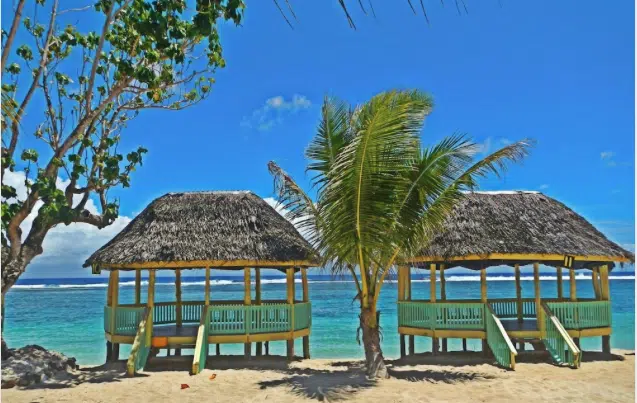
(21, 149, 39, 163)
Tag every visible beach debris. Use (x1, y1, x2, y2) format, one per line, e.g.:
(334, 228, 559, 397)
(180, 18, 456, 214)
(1, 345, 78, 389)
(209, 374, 217, 380)
(181, 383, 190, 389)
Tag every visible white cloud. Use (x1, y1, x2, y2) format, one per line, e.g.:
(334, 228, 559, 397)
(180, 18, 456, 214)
(539, 184, 549, 190)
(600, 151, 615, 160)
(476, 137, 512, 155)
(241, 94, 312, 132)
(2, 170, 132, 277)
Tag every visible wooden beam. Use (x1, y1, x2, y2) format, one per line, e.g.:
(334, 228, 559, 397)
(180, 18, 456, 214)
(397, 266, 406, 301)
(148, 270, 156, 308)
(556, 266, 563, 300)
(599, 265, 610, 301)
(430, 264, 437, 302)
(244, 268, 251, 305)
(405, 253, 631, 264)
(514, 264, 522, 322)
(135, 270, 141, 305)
(255, 268, 262, 304)
(569, 269, 577, 301)
(204, 267, 210, 306)
(99, 259, 317, 270)
(406, 266, 412, 300)
(301, 268, 309, 302)
(107, 270, 114, 307)
(175, 269, 182, 327)
(592, 267, 601, 299)
(480, 268, 487, 303)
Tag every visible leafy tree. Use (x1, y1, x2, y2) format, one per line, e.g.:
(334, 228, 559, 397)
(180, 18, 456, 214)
(269, 90, 532, 377)
(1, 0, 244, 297)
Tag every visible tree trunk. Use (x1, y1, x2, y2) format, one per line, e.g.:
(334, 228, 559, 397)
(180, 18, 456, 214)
(360, 307, 388, 378)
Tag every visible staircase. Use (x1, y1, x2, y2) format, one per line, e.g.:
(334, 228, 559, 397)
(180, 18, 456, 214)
(540, 302, 581, 368)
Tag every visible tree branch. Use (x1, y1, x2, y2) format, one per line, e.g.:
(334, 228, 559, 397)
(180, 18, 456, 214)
(1, 0, 26, 71)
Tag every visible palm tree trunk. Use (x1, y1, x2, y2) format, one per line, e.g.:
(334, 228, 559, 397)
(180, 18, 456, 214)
(360, 307, 388, 378)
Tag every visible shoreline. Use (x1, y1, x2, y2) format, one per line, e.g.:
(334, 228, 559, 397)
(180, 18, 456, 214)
(3, 349, 634, 402)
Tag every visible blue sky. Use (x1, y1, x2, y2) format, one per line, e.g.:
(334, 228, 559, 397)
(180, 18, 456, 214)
(5, 1, 634, 278)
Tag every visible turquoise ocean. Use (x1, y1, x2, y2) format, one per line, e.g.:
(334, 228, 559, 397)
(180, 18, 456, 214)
(4, 271, 635, 365)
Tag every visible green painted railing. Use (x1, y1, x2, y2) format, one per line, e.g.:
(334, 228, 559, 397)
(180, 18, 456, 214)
(541, 303, 581, 368)
(114, 306, 146, 335)
(126, 308, 152, 376)
(485, 304, 517, 370)
(207, 303, 309, 335)
(153, 302, 203, 325)
(548, 301, 611, 329)
(293, 302, 312, 331)
(104, 306, 112, 333)
(192, 306, 210, 375)
(490, 299, 536, 319)
(397, 302, 484, 330)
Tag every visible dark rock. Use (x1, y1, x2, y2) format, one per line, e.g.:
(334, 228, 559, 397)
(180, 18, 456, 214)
(1, 345, 78, 388)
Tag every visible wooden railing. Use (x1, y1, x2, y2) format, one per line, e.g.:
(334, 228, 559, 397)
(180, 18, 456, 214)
(398, 301, 485, 330)
(541, 303, 581, 368)
(548, 301, 611, 329)
(126, 307, 152, 376)
(192, 306, 210, 375)
(106, 301, 312, 337)
(485, 304, 517, 370)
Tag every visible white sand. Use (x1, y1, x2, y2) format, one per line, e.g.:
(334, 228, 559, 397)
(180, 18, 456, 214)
(3, 350, 634, 403)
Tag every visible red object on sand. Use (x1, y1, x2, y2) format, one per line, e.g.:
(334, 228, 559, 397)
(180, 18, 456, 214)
(209, 374, 217, 380)
(181, 384, 190, 390)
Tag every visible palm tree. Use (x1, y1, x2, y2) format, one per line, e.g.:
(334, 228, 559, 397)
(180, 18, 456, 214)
(268, 89, 532, 378)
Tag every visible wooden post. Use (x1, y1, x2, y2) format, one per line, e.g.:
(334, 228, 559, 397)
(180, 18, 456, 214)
(592, 267, 601, 300)
(480, 268, 488, 355)
(569, 269, 577, 301)
(556, 266, 563, 300)
(398, 265, 407, 358)
(147, 270, 156, 347)
(106, 272, 113, 362)
(255, 268, 262, 356)
(601, 266, 612, 354)
(301, 267, 310, 359)
(514, 264, 522, 322)
(216, 344, 221, 356)
(440, 264, 447, 353)
(175, 270, 182, 327)
(110, 270, 119, 361)
(135, 270, 141, 305)
(480, 269, 487, 303)
(286, 268, 295, 360)
(204, 267, 210, 306)
(407, 266, 414, 356)
(430, 264, 438, 355)
(599, 265, 610, 301)
(533, 263, 541, 332)
(244, 268, 251, 359)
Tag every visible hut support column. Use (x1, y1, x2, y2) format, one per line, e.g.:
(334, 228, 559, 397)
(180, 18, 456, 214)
(244, 268, 252, 360)
(109, 270, 120, 362)
(533, 263, 543, 336)
(515, 264, 522, 323)
(407, 266, 414, 356)
(147, 270, 156, 350)
(286, 268, 295, 360)
(592, 267, 601, 300)
(600, 265, 611, 354)
(556, 266, 563, 301)
(430, 264, 438, 355)
(440, 264, 447, 353)
(301, 267, 310, 359)
(255, 268, 262, 357)
(106, 271, 114, 362)
(135, 270, 141, 305)
(175, 269, 182, 356)
(480, 268, 488, 356)
(398, 265, 407, 358)
(569, 269, 577, 301)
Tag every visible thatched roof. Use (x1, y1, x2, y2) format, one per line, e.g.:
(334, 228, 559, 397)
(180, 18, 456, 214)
(412, 191, 634, 270)
(84, 191, 317, 270)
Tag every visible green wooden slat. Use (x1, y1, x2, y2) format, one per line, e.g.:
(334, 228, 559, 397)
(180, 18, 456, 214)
(485, 308, 515, 369)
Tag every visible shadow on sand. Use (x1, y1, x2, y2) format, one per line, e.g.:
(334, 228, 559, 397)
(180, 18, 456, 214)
(14, 350, 629, 399)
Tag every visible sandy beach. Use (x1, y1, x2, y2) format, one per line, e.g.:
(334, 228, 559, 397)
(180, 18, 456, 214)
(3, 350, 634, 403)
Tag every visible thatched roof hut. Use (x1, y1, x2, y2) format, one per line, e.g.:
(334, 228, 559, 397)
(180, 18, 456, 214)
(408, 191, 633, 270)
(84, 191, 317, 270)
